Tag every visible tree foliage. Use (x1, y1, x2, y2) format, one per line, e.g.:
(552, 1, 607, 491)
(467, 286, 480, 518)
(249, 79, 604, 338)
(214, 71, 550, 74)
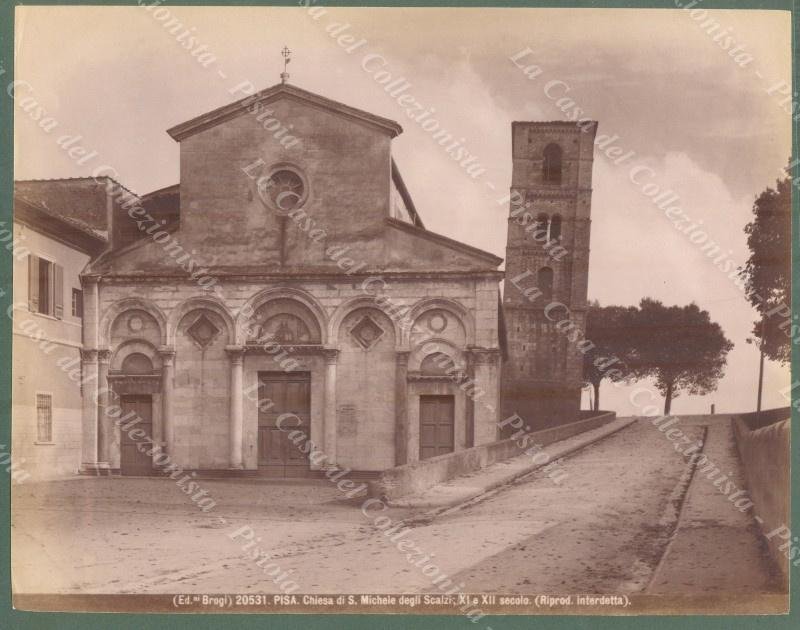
(626, 299, 734, 414)
(582, 301, 637, 411)
(741, 169, 792, 363)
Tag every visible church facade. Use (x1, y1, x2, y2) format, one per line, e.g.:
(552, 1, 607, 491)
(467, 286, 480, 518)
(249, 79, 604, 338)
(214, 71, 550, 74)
(78, 82, 506, 477)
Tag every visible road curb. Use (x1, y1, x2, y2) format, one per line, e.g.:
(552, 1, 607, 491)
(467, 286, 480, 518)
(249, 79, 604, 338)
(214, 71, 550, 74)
(396, 416, 639, 518)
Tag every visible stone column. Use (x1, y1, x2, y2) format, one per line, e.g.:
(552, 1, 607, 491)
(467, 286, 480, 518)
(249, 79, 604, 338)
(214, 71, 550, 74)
(96, 349, 112, 464)
(395, 350, 410, 466)
(81, 275, 99, 349)
(226, 345, 245, 469)
(464, 351, 476, 449)
(322, 349, 339, 465)
(158, 347, 176, 454)
(80, 349, 99, 469)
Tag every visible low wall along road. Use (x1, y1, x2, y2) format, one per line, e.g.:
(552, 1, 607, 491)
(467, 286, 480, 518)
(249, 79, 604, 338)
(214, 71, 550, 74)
(371, 412, 616, 500)
(732, 407, 791, 586)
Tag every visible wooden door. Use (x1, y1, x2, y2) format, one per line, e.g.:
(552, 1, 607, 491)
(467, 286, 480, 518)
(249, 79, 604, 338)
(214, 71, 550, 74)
(419, 395, 455, 460)
(120, 395, 154, 476)
(258, 372, 312, 477)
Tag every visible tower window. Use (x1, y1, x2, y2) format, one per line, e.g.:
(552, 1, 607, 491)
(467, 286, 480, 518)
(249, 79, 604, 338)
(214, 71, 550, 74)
(535, 213, 549, 239)
(538, 266, 554, 301)
(543, 143, 563, 184)
(550, 214, 562, 241)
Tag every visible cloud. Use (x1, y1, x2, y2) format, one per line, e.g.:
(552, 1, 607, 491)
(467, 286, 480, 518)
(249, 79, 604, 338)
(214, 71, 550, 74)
(13, 5, 792, 415)
(588, 150, 789, 414)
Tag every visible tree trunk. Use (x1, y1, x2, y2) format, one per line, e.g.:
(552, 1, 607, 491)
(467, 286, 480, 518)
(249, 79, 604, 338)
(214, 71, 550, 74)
(593, 382, 600, 412)
(663, 383, 674, 415)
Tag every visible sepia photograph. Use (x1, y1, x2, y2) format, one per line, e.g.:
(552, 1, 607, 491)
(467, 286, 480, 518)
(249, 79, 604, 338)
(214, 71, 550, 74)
(3, 1, 796, 623)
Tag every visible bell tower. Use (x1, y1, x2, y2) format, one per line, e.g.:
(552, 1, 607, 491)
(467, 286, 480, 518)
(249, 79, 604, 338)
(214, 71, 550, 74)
(501, 121, 597, 430)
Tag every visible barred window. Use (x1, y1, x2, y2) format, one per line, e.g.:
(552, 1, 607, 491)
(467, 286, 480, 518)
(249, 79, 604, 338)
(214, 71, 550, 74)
(36, 393, 53, 442)
(72, 288, 83, 318)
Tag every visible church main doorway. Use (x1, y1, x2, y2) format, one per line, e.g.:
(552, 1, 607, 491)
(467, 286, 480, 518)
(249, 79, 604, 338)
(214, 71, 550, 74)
(257, 372, 312, 477)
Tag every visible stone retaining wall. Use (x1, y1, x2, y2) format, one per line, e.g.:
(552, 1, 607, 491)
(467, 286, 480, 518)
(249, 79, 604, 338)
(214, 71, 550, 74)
(369, 411, 616, 500)
(733, 407, 790, 586)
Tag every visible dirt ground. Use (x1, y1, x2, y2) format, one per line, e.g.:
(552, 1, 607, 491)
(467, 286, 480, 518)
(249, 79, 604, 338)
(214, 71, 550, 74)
(11, 418, 781, 597)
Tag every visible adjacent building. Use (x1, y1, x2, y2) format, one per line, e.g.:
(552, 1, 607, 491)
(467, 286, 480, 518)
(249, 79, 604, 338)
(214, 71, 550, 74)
(11, 185, 108, 480)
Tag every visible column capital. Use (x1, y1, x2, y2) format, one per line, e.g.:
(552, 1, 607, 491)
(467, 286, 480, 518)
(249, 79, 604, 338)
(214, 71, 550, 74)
(81, 275, 100, 286)
(97, 348, 112, 364)
(80, 348, 98, 362)
(225, 345, 246, 364)
(322, 347, 339, 364)
(157, 346, 176, 366)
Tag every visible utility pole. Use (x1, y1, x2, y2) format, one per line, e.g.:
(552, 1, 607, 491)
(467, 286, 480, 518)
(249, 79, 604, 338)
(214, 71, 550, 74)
(756, 316, 765, 413)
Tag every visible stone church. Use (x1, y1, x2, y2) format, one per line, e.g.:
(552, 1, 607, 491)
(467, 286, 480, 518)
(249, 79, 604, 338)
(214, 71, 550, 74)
(78, 79, 509, 477)
(15, 72, 595, 478)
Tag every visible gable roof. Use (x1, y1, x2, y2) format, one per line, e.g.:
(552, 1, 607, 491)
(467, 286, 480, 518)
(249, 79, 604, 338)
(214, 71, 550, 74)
(167, 82, 404, 142)
(14, 177, 132, 232)
(14, 194, 107, 255)
(386, 217, 503, 268)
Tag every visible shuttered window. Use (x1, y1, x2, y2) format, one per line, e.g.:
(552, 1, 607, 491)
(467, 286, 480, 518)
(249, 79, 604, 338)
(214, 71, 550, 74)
(27, 255, 63, 319)
(36, 393, 53, 442)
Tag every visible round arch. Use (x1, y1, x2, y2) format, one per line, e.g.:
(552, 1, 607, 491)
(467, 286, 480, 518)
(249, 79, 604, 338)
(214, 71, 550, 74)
(409, 337, 465, 372)
(168, 296, 236, 346)
(110, 339, 162, 372)
(238, 287, 328, 345)
(405, 298, 474, 348)
(100, 297, 167, 348)
(328, 295, 404, 347)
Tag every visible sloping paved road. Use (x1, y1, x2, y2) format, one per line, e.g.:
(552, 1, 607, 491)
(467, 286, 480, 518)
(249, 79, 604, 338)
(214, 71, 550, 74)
(424, 418, 703, 593)
(12, 418, 781, 596)
(647, 419, 781, 595)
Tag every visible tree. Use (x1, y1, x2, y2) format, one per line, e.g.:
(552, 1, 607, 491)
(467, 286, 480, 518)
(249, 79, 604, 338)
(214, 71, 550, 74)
(582, 301, 637, 411)
(740, 168, 792, 363)
(627, 299, 733, 415)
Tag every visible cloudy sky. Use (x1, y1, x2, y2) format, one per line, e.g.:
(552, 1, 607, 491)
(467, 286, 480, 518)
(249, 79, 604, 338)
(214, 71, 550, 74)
(14, 6, 792, 415)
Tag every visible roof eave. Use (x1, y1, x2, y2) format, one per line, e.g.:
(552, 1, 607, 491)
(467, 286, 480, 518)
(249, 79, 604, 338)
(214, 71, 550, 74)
(167, 83, 403, 142)
(386, 217, 503, 268)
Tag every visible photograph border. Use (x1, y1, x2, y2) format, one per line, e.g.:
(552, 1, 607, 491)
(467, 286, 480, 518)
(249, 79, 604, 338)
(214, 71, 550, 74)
(0, 0, 797, 627)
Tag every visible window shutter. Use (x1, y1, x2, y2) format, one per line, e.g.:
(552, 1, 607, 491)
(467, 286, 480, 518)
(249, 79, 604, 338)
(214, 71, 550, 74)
(28, 255, 40, 312)
(53, 264, 64, 319)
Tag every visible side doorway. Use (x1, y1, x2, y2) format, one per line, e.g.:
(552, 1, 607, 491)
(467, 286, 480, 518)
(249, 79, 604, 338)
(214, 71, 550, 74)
(119, 395, 154, 476)
(419, 395, 455, 460)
